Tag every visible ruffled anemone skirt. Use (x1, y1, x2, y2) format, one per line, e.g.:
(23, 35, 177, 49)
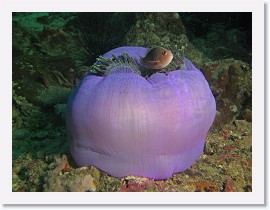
(67, 47, 216, 179)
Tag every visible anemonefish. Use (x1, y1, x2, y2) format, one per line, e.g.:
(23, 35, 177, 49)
(140, 47, 173, 69)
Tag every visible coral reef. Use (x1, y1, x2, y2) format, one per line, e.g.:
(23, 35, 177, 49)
(12, 12, 252, 192)
(44, 156, 100, 192)
(124, 12, 209, 69)
(202, 59, 252, 126)
(12, 81, 68, 163)
(12, 12, 87, 104)
(12, 157, 48, 192)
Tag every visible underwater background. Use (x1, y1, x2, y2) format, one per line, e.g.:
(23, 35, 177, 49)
(12, 12, 252, 192)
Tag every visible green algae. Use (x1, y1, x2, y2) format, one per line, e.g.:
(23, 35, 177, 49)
(13, 12, 76, 32)
(13, 13, 49, 31)
(37, 86, 73, 106)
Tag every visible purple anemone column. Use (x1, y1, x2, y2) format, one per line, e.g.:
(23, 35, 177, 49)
(66, 46, 216, 179)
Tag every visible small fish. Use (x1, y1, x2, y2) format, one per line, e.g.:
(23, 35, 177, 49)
(140, 47, 173, 69)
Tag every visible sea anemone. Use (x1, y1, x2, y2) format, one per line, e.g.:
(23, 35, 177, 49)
(66, 46, 216, 179)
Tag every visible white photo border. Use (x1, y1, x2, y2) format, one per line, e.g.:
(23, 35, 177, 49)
(0, 0, 265, 205)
